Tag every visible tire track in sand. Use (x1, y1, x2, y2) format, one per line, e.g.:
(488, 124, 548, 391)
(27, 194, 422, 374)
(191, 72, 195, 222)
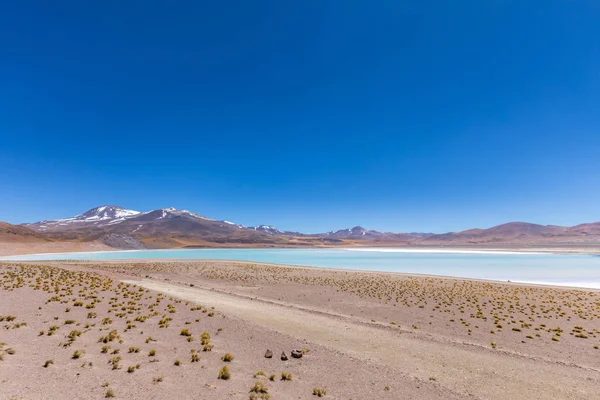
(124, 279, 600, 400)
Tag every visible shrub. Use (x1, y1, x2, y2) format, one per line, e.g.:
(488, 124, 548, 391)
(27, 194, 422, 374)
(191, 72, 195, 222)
(251, 381, 269, 393)
(218, 365, 231, 380)
(43, 360, 54, 368)
(72, 350, 85, 359)
(68, 330, 82, 339)
(281, 372, 292, 381)
(200, 332, 211, 345)
(221, 353, 234, 362)
(98, 330, 120, 343)
(110, 356, 122, 370)
(250, 381, 270, 397)
(313, 387, 327, 397)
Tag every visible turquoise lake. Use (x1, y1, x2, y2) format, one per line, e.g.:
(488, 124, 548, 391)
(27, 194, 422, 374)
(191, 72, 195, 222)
(2, 248, 599, 289)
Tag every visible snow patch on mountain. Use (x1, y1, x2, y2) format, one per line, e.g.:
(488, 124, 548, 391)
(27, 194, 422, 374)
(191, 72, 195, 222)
(220, 220, 246, 229)
(251, 225, 283, 235)
(33, 206, 141, 228)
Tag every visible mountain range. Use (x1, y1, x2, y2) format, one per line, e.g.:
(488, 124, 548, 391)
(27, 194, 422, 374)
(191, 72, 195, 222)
(2, 205, 599, 249)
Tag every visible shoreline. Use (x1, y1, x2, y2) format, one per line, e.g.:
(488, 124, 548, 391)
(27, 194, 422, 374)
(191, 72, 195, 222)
(0, 246, 571, 259)
(5, 256, 600, 291)
(2, 244, 599, 260)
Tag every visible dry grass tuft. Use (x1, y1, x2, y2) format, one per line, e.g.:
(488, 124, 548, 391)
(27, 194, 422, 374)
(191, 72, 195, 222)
(249, 381, 271, 399)
(218, 365, 231, 380)
(72, 349, 85, 359)
(281, 371, 293, 381)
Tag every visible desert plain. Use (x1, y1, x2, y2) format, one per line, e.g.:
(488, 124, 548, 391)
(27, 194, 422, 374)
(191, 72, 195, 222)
(1, 259, 600, 400)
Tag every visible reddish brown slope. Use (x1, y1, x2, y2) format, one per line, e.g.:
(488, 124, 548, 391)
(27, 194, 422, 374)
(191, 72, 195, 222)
(0, 222, 48, 243)
(418, 221, 600, 245)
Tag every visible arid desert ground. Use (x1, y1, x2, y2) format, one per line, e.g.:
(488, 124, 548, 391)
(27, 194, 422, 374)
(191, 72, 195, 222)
(1, 259, 600, 399)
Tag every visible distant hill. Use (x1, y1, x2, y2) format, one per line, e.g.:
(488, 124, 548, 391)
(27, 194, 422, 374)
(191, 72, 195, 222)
(420, 222, 600, 245)
(0, 222, 48, 242)
(322, 226, 428, 241)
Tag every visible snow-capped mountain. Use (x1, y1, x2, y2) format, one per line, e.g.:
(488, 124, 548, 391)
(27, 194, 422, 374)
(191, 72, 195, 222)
(133, 208, 212, 222)
(29, 206, 141, 231)
(22, 206, 265, 248)
(13, 205, 600, 249)
(322, 226, 426, 241)
(25, 206, 237, 232)
(221, 220, 247, 229)
(21, 205, 432, 248)
(325, 226, 377, 238)
(250, 225, 283, 235)
(78, 206, 140, 220)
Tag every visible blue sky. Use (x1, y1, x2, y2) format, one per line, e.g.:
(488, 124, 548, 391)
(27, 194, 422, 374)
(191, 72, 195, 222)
(1, 1, 599, 233)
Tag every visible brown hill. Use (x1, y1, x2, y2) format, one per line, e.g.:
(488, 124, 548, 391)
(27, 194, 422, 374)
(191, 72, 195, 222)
(23, 206, 349, 248)
(418, 222, 600, 245)
(0, 222, 48, 243)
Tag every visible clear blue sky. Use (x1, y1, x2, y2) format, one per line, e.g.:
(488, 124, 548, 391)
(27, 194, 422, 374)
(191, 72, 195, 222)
(1, 1, 599, 233)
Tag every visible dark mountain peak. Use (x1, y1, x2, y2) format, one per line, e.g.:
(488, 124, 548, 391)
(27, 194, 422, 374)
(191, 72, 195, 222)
(325, 226, 373, 238)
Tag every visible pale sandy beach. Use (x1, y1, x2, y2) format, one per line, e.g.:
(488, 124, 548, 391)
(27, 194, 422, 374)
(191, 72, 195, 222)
(2, 259, 599, 400)
(0, 241, 113, 257)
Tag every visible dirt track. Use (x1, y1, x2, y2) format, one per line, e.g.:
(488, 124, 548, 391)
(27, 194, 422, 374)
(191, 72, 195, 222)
(127, 278, 600, 400)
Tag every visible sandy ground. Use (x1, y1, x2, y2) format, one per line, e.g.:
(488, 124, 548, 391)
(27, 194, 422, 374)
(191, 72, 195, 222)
(2, 260, 600, 400)
(0, 241, 112, 257)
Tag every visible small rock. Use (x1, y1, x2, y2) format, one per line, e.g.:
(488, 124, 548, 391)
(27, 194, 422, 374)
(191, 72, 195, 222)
(265, 349, 273, 358)
(281, 351, 288, 361)
(291, 350, 303, 359)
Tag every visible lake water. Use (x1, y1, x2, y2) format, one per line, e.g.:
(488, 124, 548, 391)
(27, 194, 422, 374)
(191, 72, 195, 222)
(3, 248, 600, 288)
